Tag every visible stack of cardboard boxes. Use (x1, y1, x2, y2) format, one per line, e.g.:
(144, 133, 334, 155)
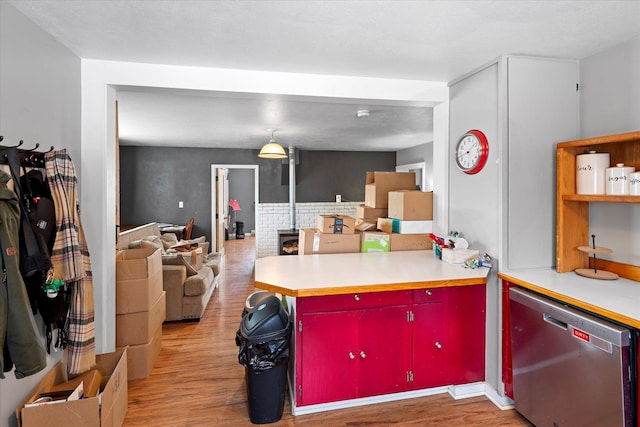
(115, 247, 166, 381)
(357, 171, 434, 253)
(298, 214, 360, 255)
(298, 171, 434, 255)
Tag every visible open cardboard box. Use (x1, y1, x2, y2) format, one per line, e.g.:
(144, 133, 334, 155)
(17, 348, 128, 427)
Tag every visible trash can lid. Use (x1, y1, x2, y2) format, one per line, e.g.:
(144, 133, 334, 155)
(245, 291, 275, 312)
(241, 295, 289, 337)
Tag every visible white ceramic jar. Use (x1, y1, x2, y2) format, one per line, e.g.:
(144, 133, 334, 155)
(605, 163, 636, 195)
(629, 172, 640, 196)
(576, 151, 610, 194)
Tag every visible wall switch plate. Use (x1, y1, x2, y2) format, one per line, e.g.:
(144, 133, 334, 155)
(336, 195, 341, 203)
(179, 201, 184, 208)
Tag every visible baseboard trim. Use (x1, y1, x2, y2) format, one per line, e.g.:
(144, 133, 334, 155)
(289, 381, 516, 416)
(484, 383, 515, 410)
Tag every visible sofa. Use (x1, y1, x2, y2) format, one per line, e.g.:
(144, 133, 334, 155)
(118, 222, 221, 321)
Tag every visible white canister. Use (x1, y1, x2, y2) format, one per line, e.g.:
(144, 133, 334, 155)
(576, 151, 610, 195)
(629, 172, 640, 196)
(606, 163, 636, 195)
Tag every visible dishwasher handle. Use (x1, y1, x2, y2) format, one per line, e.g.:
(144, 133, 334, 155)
(545, 312, 614, 354)
(543, 313, 568, 330)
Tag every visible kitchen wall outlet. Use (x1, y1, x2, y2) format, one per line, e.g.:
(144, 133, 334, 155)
(178, 201, 184, 209)
(336, 195, 342, 203)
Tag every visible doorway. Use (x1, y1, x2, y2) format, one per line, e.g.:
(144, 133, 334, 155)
(210, 164, 259, 256)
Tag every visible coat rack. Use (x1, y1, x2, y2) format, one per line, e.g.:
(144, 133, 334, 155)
(0, 135, 54, 168)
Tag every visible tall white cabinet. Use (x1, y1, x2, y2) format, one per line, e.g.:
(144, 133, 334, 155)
(448, 55, 579, 396)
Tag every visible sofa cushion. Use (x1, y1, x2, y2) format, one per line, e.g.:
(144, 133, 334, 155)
(162, 254, 198, 276)
(129, 235, 165, 253)
(184, 267, 214, 297)
(205, 253, 221, 276)
(160, 232, 179, 249)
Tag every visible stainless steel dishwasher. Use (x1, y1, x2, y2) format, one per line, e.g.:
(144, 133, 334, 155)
(509, 287, 633, 427)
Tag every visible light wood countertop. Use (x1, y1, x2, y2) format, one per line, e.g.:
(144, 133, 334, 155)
(254, 250, 489, 297)
(499, 269, 640, 329)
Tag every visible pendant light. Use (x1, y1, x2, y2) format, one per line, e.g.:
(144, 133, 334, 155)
(258, 130, 287, 159)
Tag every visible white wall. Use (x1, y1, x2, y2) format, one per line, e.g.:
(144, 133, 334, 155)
(0, 4, 81, 426)
(449, 62, 501, 395)
(580, 35, 640, 266)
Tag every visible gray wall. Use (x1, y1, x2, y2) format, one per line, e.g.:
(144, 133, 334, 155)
(120, 146, 395, 242)
(580, 35, 640, 266)
(0, 3, 81, 426)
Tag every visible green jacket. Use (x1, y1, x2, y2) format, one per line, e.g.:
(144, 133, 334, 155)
(0, 170, 46, 378)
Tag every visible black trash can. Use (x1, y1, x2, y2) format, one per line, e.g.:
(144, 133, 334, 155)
(236, 295, 291, 424)
(236, 221, 245, 239)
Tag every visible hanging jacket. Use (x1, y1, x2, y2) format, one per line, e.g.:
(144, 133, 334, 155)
(0, 170, 47, 378)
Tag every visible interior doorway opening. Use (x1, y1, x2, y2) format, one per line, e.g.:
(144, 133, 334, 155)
(210, 164, 259, 256)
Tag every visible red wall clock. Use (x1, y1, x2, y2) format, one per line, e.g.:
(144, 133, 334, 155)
(455, 129, 489, 175)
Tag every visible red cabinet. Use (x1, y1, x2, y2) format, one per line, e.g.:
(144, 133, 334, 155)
(412, 299, 448, 388)
(412, 285, 485, 389)
(446, 284, 486, 385)
(295, 285, 486, 407)
(297, 291, 412, 406)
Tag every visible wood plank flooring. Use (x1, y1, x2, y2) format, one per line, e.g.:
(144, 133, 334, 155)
(124, 237, 532, 426)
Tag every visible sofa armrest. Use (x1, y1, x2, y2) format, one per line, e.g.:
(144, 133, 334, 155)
(162, 265, 187, 321)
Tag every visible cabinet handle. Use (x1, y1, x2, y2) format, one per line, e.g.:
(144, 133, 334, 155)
(360, 351, 366, 359)
(426, 290, 432, 296)
(354, 295, 360, 301)
(349, 352, 355, 359)
(435, 342, 442, 349)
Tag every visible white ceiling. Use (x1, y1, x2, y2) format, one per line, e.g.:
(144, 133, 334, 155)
(9, 0, 640, 151)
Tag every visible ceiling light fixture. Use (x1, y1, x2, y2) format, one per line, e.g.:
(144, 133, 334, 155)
(258, 129, 287, 159)
(356, 109, 370, 118)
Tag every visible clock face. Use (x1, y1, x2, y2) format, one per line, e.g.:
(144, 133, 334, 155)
(455, 129, 489, 175)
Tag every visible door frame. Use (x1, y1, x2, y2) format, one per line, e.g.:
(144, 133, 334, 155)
(396, 161, 427, 191)
(210, 164, 259, 251)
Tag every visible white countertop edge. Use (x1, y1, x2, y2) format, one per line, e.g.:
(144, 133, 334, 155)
(255, 251, 489, 293)
(499, 268, 640, 327)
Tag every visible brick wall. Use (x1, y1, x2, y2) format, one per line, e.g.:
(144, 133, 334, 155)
(256, 201, 361, 258)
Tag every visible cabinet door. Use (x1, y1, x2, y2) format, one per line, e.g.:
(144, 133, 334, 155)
(299, 310, 359, 405)
(357, 305, 412, 398)
(447, 284, 486, 384)
(412, 301, 448, 389)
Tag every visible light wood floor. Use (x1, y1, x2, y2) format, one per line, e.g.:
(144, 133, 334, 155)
(124, 237, 532, 426)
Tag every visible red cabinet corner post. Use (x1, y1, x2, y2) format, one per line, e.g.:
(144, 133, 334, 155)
(501, 280, 514, 399)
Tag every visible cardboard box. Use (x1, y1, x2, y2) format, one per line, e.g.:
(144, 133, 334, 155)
(360, 231, 390, 252)
(391, 219, 433, 234)
(298, 228, 361, 255)
(388, 190, 433, 220)
(377, 218, 394, 234)
(390, 233, 433, 251)
(116, 291, 166, 347)
(18, 348, 128, 427)
(50, 369, 103, 399)
(317, 214, 356, 234)
(364, 171, 416, 208)
(116, 247, 163, 314)
(356, 204, 388, 223)
(119, 324, 162, 381)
